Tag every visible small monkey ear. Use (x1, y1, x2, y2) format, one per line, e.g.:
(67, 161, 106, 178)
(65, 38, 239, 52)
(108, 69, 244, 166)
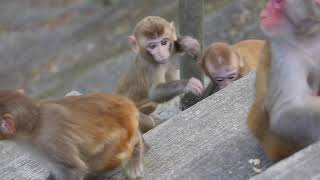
(1, 113, 16, 136)
(128, 35, 139, 54)
(170, 22, 177, 41)
(17, 89, 25, 94)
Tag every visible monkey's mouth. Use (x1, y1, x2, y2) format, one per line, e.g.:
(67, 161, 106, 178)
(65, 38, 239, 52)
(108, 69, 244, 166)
(157, 58, 169, 64)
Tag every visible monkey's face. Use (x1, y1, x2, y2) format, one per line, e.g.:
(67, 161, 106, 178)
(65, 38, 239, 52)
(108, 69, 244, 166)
(261, 0, 320, 38)
(205, 59, 239, 89)
(260, 0, 290, 37)
(145, 37, 172, 64)
(210, 70, 239, 89)
(0, 112, 15, 139)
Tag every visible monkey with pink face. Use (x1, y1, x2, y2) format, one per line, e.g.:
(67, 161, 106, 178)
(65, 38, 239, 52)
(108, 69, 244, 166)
(248, 0, 320, 160)
(115, 16, 203, 133)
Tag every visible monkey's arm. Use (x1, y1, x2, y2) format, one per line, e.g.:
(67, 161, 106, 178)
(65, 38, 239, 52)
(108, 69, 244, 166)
(200, 82, 219, 99)
(149, 67, 203, 103)
(268, 60, 320, 145)
(149, 80, 188, 103)
(174, 36, 201, 60)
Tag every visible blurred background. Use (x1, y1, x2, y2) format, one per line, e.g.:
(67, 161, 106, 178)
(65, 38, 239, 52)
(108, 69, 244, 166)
(0, 0, 265, 99)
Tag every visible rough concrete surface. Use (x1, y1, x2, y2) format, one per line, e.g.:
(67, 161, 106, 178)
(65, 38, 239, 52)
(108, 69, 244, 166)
(251, 142, 320, 180)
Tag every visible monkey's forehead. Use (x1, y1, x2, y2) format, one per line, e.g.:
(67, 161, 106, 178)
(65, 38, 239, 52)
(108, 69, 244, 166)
(137, 30, 174, 43)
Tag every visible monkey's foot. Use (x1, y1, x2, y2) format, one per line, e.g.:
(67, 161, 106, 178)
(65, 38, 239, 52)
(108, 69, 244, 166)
(125, 159, 144, 180)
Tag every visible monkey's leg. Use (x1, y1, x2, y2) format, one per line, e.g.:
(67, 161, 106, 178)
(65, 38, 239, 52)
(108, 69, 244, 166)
(46, 173, 56, 180)
(270, 97, 320, 146)
(139, 102, 157, 115)
(139, 112, 155, 133)
(248, 100, 301, 160)
(47, 165, 86, 180)
(124, 131, 144, 179)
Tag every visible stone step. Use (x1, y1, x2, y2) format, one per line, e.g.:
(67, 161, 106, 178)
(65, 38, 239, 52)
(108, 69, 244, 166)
(250, 142, 320, 180)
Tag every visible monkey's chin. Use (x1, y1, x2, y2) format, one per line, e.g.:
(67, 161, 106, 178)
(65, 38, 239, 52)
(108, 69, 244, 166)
(157, 59, 169, 64)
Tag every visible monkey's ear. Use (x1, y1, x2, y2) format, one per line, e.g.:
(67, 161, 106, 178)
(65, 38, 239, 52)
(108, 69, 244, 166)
(128, 35, 139, 54)
(170, 22, 177, 41)
(1, 113, 16, 136)
(17, 89, 25, 94)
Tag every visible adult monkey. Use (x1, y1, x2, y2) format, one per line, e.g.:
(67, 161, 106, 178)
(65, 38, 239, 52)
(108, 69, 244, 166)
(247, 0, 320, 160)
(115, 16, 203, 133)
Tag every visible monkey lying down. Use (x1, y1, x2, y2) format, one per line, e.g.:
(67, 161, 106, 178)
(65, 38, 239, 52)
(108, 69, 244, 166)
(0, 90, 145, 180)
(199, 39, 265, 99)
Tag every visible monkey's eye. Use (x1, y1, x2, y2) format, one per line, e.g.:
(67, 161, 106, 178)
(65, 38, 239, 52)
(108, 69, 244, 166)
(272, 0, 284, 8)
(273, 0, 282, 4)
(161, 39, 168, 46)
(215, 78, 224, 82)
(148, 44, 157, 49)
(228, 74, 236, 80)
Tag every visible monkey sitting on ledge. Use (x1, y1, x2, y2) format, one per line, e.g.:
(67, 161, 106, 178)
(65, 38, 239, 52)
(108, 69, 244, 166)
(248, 0, 320, 160)
(115, 16, 203, 133)
(0, 90, 145, 180)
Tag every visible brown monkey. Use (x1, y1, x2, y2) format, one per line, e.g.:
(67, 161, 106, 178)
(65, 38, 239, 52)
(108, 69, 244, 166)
(200, 40, 265, 97)
(247, 0, 320, 160)
(115, 16, 203, 133)
(0, 90, 144, 180)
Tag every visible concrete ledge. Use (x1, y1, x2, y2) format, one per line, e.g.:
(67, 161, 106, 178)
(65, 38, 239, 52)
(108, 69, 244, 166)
(250, 142, 320, 180)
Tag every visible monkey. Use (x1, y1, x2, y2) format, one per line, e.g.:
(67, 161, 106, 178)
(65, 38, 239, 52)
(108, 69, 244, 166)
(199, 40, 265, 98)
(247, 0, 320, 161)
(115, 16, 203, 133)
(0, 90, 145, 180)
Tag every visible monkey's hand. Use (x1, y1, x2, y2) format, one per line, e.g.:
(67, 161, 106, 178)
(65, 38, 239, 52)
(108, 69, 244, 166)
(184, 77, 204, 96)
(175, 36, 201, 60)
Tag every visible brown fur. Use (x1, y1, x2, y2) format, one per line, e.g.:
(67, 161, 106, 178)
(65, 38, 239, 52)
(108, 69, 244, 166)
(201, 42, 232, 76)
(201, 40, 265, 79)
(115, 56, 159, 115)
(247, 42, 303, 161)
(232, 39, 265, 75)
(115, 16, 201, 133)
(0, 90, 143, 179)
(200, 40, 265, 98)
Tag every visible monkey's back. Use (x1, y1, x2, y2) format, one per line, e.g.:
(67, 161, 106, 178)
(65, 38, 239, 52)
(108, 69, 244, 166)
(232, 39, 265, 71)
(40, 93, 139, 171)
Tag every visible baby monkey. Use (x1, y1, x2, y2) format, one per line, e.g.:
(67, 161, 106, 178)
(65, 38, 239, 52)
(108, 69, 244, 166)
(0, 90, 144, 180)
(200, 40, 265, 97)
(116, 16, 203, 133)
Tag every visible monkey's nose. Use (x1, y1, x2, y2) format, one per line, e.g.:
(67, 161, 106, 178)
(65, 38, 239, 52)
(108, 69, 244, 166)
(260, 10, 267, 20)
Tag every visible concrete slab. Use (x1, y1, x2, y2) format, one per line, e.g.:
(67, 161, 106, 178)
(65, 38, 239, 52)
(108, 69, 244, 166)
(251, 142, 320, 180)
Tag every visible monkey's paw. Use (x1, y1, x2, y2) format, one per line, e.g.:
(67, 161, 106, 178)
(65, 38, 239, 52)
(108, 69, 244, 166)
(179, 36, 201, 60)
(125, 161, 144, 180)
(184, 77, 204, 96)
